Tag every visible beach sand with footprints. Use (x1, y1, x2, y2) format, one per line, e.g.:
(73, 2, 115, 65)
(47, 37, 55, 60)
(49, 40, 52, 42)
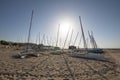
(0, 46, 120, 80)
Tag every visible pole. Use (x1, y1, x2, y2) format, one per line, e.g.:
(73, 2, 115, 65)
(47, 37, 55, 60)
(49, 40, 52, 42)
(79, 16, 88, 53)
(27, 10, 34, 50)
(78, 34, 82, 48)
(62, 27, 71, 49)
(36, 33, 38, 44)
(88, 31, 94, 49)
(41, 34, 45, 45)
(69, 29, 73, 46)
(91, 31, 97, 49)
(46, 36, 49, 46)
(73, 32, 79, 46)
(39, 32, 40, 44)
(56, 24, 60, 47)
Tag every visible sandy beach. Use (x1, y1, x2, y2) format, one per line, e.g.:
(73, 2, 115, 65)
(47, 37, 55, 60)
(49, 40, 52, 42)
(0, 45, 120, 80)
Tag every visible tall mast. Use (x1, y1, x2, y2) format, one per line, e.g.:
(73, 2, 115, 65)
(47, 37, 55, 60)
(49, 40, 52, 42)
(86, 38, 89, 48)
(91, 31, 97, 49)
(39, 32, 40, 44)
(36, 33, 38, 44)
(46, 36, 49, 46)
(59, 37, 62, 48)
(62, 27, 71, 49)
(73, 32, 79, 46)
(27, 10, 34, 49)
(56, 24, 60, 47)
(69, 29, 73, 46)
(78, 34, 82, 48)
(79, 16, 88, 52)
(88, 31, 94, 49)
(41, 34, 45, 45)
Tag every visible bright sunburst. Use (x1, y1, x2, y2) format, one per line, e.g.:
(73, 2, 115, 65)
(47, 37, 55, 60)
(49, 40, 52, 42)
(60, 22, 71, 36)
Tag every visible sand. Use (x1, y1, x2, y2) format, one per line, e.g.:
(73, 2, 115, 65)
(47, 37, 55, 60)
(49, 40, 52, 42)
(0, 46, 120, 80)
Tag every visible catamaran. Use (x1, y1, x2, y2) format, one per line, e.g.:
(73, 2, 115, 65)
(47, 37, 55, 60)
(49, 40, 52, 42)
(18, 10, 41, 58)
(71, 16, 104, 60)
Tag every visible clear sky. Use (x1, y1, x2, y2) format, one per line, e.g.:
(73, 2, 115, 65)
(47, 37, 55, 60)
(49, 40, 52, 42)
(0, 0, 120, 48)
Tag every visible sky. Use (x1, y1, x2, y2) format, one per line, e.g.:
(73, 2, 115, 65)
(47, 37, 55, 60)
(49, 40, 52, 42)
(0, 0, 120, 48)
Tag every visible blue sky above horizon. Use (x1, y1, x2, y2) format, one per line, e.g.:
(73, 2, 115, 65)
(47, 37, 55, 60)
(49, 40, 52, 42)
(0, 0, 120, 48)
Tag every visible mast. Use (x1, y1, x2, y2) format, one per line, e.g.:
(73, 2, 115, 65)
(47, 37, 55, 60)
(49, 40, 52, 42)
(88, 31, 94, 49)
(69, 29, 73, 46)
(86, 38, 89, 48)
(62, 27, 71, 49)
(78, 34, 82, 48)
(59, 37, 62, 48)
(79, 16, 88, 53)
(46, 36, 49, 46)
(56, 24, 60, 47)
(27, 10, 34, 50)
(39, 32, 40, 44)
(36, 33, 38, 44)
(41, 34, 45, 45)
(73, 32, 79, 46)
(91, 31, 97, 49)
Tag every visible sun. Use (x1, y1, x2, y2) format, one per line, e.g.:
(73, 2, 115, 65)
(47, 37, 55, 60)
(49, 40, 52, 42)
(60, 22, 71, 36)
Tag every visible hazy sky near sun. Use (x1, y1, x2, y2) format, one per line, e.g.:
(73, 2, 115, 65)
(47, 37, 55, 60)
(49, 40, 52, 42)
(0, 0, 120, 48)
